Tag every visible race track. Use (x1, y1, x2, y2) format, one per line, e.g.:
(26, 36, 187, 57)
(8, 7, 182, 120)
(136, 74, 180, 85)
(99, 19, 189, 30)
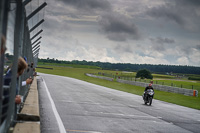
(37, 73, 200, 133)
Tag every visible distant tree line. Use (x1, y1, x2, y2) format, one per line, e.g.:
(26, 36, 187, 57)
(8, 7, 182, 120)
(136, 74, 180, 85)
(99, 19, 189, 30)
(38, 58, 200, 75)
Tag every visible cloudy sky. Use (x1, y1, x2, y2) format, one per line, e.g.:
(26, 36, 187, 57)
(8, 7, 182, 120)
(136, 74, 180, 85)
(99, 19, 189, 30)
(27, 0, 200, 66)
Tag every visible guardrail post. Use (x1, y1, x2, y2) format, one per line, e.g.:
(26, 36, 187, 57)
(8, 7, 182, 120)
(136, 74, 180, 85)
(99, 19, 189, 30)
(32, 41, 41, 50)
(6, 0, 23, 129)
(32, 36, 42, 46)
(23, 0, 32, 6)
(30, 29, 43, 40)
(33, 48, 40, 56)
(26, 2, 47, 20)
(0, 0, 10, 130)
(33, 45, 40, 52)
(29, 19, 44, 33)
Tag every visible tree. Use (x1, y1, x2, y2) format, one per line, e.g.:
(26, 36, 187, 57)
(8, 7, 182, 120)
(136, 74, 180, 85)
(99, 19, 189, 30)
(136, 69, 153, 79)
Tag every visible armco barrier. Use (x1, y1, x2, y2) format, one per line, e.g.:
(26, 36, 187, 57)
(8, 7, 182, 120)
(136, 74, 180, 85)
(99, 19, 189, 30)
(117, 79, 194, 96)
(86, 73, 196, 96)
(0, 0, 46, 132)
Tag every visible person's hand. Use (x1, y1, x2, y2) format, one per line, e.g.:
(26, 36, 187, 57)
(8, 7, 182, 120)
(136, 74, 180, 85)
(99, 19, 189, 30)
(15, 95, 21, 104)
(26, 77, 33, 84)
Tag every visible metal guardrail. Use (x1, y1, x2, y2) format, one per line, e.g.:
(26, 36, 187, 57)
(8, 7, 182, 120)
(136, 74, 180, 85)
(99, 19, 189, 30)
(86, 73, 198, 97)
(0, 0, 47, 132)
(96, 72, 200, 92)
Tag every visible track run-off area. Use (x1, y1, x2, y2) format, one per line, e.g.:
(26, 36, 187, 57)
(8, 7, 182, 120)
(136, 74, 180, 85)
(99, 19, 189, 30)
(37, 73, 200, 133)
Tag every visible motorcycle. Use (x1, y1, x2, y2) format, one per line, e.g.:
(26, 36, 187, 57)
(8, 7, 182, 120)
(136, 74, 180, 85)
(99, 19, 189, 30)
(143, 89, 154, 105)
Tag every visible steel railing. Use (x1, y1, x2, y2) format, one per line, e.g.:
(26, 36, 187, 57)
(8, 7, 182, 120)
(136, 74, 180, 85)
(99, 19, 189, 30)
(0, 0, 46, 132)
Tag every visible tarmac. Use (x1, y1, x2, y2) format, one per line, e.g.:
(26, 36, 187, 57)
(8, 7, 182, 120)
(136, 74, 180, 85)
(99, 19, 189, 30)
(13, 77, 40, 133)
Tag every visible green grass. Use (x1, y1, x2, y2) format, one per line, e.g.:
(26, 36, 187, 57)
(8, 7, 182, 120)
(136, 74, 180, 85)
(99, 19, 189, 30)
(152, 74, 176, 79)
(37, 65, 200, 110)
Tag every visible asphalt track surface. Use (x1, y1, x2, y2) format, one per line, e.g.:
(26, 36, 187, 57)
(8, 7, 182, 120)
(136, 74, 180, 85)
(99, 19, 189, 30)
(37, 73, 200, 133)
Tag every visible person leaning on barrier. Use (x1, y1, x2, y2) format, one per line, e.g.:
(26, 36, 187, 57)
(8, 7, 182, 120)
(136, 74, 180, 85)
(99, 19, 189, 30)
(30, 62, 37, 77)
(22, 78, 32, 86)
(4, 57, 28, 104)
(7, 56, 33, 88)
(21, 57, 33, 86)
(16, 57, 30, 103)
(2, 57, 28, 124)
(33, 67, 37, 76)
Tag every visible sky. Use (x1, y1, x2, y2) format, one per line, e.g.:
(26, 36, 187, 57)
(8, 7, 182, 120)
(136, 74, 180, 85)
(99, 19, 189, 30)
(27, 0, 200, 66)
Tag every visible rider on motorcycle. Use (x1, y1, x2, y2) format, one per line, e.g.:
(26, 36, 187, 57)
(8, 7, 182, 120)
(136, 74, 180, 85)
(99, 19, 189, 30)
(143, 84, 154, 99)
(145, 84, 154, 91)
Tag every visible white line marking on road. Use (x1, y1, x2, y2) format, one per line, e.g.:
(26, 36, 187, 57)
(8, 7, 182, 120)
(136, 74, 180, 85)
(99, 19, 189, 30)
(43, 77, 67, 133)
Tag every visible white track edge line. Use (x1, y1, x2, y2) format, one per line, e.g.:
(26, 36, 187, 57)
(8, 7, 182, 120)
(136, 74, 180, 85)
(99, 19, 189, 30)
(42, 77, 67, 133)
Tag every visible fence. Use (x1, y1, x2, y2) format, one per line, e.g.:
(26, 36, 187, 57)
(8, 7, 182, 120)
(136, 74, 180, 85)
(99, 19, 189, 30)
(96, 72, 200, 91)
(86, 73, 198, 97)
(0, 0, 46, 133)
(116, 79, 196, 96)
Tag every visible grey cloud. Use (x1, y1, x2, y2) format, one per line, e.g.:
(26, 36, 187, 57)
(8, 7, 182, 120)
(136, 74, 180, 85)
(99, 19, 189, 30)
(196, 45, 200, 50)
(174, 0, 200, 7)
(58, 0, 112, 12)
(172, 44, 198, 56)
(151, 43, 165, 52)
(43, 17, 70, 34)
(146, 1, 200, 31)
(149, 37, 175, 51)
(179, 46, 192, 55)
(113, 44, 133, 53)
(150, 37, 175, 44)
(98, 13, 140, 41)
(147, 5, 185, 25)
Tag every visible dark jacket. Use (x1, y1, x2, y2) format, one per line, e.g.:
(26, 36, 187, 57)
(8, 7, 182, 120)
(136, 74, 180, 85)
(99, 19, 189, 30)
(145, 86, 154, 91)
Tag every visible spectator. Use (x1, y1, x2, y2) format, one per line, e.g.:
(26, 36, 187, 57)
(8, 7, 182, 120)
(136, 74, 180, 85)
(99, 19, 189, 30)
(22, 77, 33, 86)
(33, 67, 37, 76)
(2, 57, 28, 123)
(4, 57, 28, 103)
(22, 57, 33, 86)
(15, 57, 28, 103)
